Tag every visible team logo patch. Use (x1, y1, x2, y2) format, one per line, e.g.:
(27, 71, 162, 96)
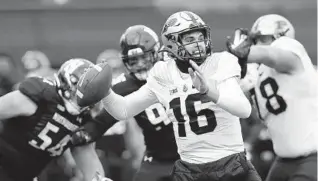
(183, 85, 188, 92)
(170, 88, 178, 95)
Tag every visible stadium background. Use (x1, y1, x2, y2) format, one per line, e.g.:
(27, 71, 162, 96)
(0, 0, 316, 181)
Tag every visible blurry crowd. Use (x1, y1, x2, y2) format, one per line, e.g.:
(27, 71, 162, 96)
(0, 49, 275, 181)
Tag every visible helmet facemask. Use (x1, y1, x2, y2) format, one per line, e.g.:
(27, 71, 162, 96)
(122, 47, 158, 81)
(177, 27, 212, 64)
(162, 26, 212, 73)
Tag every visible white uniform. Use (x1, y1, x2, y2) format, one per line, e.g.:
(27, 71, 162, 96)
(250, 37, 318, 158)
(146, 51, 245, 163)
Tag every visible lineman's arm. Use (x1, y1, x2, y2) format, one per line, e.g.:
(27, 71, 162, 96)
(57, 149, 84, 181)
(0, 90, 37, 121)
(72, 143, 105, 181)
(123, 118, 145, 169)
(102, 85, 158, 120)
(248, 45, 302, 74)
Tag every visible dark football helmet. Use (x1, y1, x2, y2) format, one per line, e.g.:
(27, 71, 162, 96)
(55, 58, 94, 115)
(120, 25, 160, 81)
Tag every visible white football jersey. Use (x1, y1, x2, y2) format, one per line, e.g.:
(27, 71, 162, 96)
(147, 51, 245, 163)
(250, 37, 318, 158)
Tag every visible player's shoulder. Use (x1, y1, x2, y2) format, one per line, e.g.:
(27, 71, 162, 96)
(204, 51, 238, 68)
(149, 60, 169, 77)
(112, 73, 141, 96)
(272, 36, 303, 47)
(204, 51, 241, 81)
(19, 76, 59, 104)
(149, 60, 174, 82)
(272, 37, 306, 54)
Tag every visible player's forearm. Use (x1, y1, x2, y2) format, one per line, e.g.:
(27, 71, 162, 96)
(72, 143, 105, 181)
(208, 78, 251, 118)
(58, 149, 84, 181)
(102, 87, 158, 120)
(247, 46, 276, 66)
(102, 90, 128, 120)
(248, 45, 298, 73)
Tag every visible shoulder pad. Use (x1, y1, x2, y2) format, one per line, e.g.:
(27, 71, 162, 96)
(19, 77, 58, 104)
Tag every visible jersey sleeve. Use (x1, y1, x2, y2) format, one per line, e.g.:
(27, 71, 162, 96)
(18, 77, 56, 104)
(210, 51, 241, 82)
(271, 37, 306, 60)
(146, 61, 169, 97)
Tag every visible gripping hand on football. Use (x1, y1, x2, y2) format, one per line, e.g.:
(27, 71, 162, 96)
(226, 28, 253, 60)
(226, 28, 253, 78)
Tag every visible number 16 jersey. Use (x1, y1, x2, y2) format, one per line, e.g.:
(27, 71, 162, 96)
(146, 51, 245, 164)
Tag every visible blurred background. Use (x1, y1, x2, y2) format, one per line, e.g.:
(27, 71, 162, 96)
(0, 0, 316, 181)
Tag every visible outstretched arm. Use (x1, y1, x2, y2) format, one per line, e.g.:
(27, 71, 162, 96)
(0, 90, 37, 121)
(102, 85, 158, 120)
(226, 29, 304, 74)
(72, 143, 105, 181)
(248, 44, 303, 74)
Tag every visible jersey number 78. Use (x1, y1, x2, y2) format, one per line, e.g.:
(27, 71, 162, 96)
(250, 77, 287, 119)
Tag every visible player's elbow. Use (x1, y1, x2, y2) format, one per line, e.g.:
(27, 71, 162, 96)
(238, 98, 252, 119)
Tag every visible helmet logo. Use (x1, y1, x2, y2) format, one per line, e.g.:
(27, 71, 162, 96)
(184, 11, 198, 23)
(162, 18, 179, 33)
(128, 48, 143, 57)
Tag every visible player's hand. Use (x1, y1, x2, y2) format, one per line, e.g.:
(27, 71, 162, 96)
(226, 28, 253, 60)
(226, 28, 253, 78)
(69, 167, 84, 181)
(70, 128, 93, 146)
(188, 60, 209, 94)
(91, 172, 113, 181)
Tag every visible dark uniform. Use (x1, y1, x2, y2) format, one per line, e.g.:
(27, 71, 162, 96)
(108, 73, 179, 181)
(0, 77, 103, 181)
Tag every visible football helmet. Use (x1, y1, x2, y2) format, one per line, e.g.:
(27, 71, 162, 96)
(161, 11, 212, 65)
(55, 58, 94, 115)
(251, 14, 295, 43)
(120, 25, 160, 81)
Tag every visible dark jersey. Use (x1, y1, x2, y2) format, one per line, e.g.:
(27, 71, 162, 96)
(0, 77, 93, 180)
(112, 73, 179, 161)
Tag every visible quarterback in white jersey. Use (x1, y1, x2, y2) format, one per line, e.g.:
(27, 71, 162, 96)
(227, 14, 317, 181)
(100, 11, 261, 181)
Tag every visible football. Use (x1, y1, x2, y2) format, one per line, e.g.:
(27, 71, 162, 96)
(76, 62, 112, 107)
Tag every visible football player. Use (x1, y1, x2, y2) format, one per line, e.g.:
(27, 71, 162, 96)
(85, 11, 261, 181)
(0, 58, 111, 181)
(114, 25, 179, 181)
(227, 14, 317, 181)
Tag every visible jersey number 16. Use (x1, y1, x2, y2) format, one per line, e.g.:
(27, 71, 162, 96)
(169, 93, 217, 137)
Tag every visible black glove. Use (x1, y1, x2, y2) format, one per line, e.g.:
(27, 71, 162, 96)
(70, 128, 93, 147)
(226, 28, 253, 78)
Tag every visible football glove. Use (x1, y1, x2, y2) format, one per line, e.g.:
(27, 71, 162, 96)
(226, 28, 253, 78)
(70, 128, 93, 147)
(226, 28, 253, 60)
